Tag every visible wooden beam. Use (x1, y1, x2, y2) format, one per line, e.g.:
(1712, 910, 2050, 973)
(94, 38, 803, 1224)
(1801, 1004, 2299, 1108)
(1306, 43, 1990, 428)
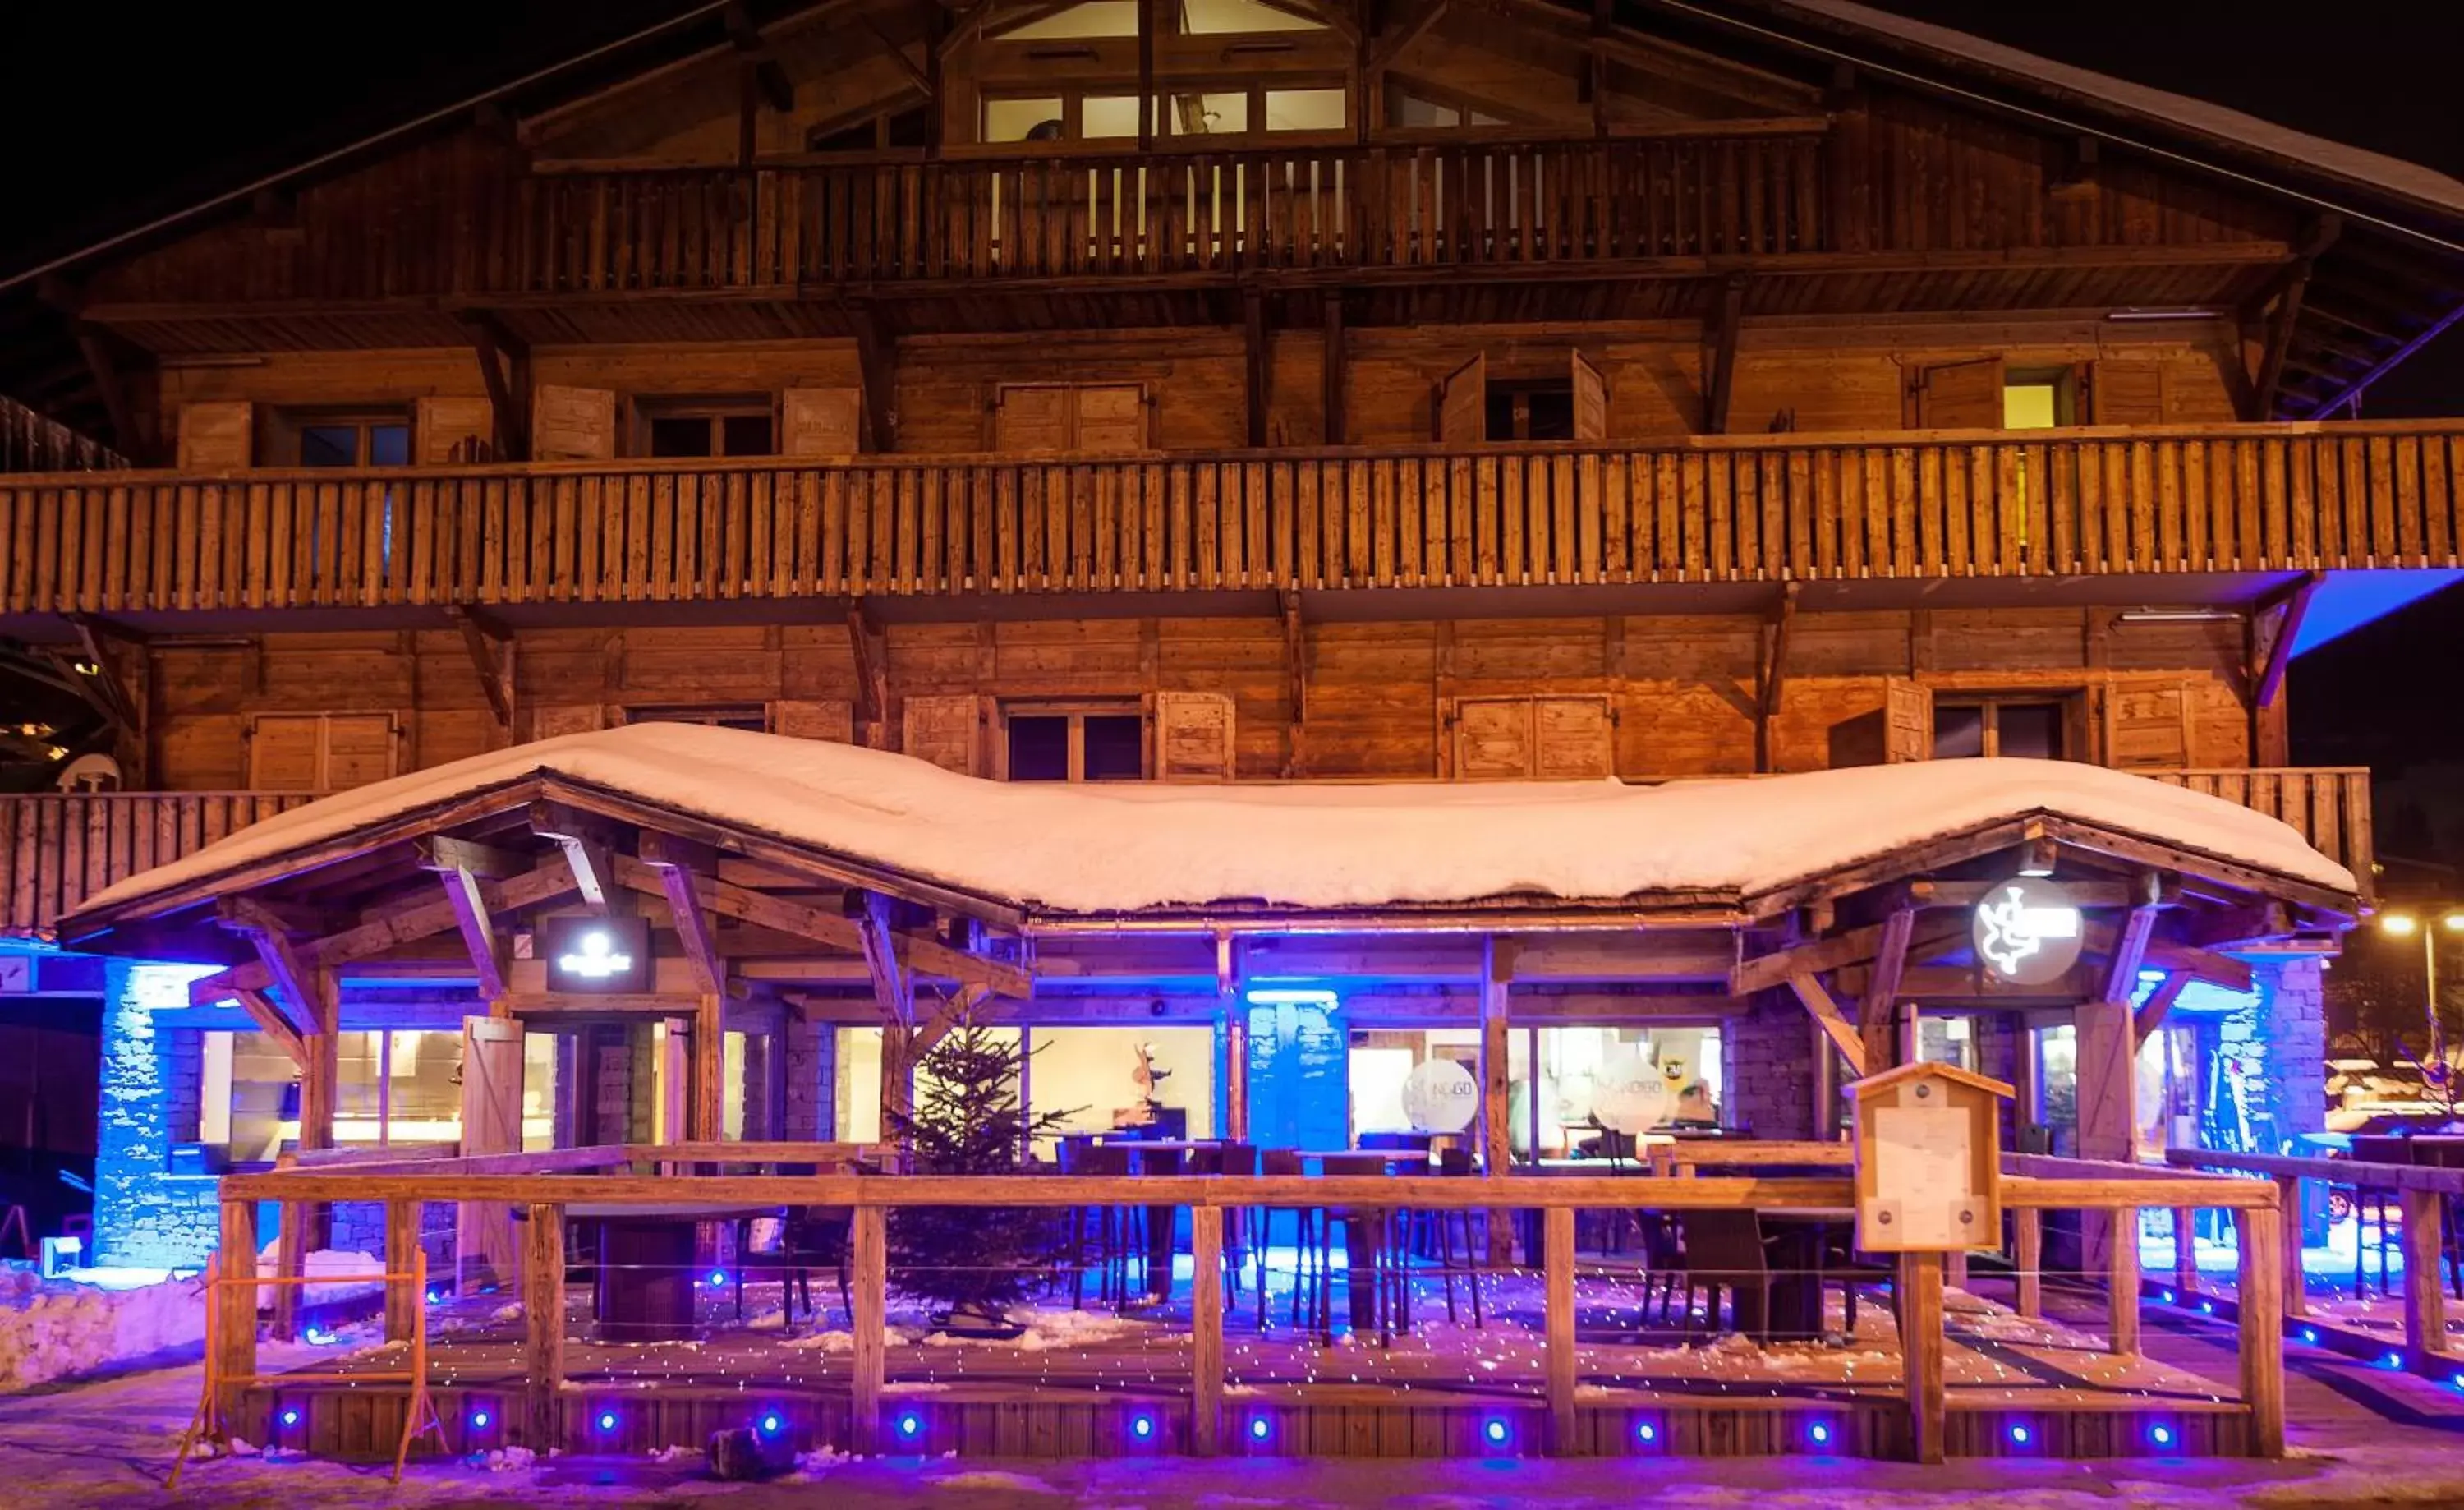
(657, 865, 727, 998)
(1731, 911, 1962, 996)
(1902, 1251, 1947, 1463)
(2249, 264, 2312, 422)
(847, 602, 887, 748)
(2250, 571, 2323, 711)
(2081, 917, 2254, 994)
(1479, 936, 1513, 1264)
(1280, 589, 1308, 779)
(1787, 973, 1868, 1078)
(434, 865, 508, 1001)
(637, 830, 721, 876)
(2103, 901, 2161, 1003)
(1321, 291, 1347, 445)
(1754, 581, 1798, 773)
(1137, 0, 1157, 152)
(2132, 970, 2191, 1040)
(849, 302, 898, 452)
(1703, 274, 1747, 434)
(522, 1203, 566, 1449)
(723, 0, 795, 113)
(1860, 907, 1915, 1074)
(1243, 284, 1270, 447)
(856, 15, 924, 101)
(414, 833, 526, 880)
(447, 606, 515, 729)
(857, 891, 913, 1028)
(1368, 0, 1447, 71)
(194, 859, 582, 1002)
(230, 985, 308, 1066)
(455, 311, 530, 459)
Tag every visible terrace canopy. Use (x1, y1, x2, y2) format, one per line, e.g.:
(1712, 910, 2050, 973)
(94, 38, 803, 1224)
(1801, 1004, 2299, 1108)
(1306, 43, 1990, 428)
(57, 724, 2358, 1192)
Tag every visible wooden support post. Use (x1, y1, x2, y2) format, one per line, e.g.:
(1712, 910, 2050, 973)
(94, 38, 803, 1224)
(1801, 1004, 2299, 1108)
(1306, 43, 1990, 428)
(523, 1204, 566, 1451)
(691, 992, 724, 1143)
(1544, 1205, 1576, 1454)
(1223, 1018, 1248, 1142)
(2236, 1204, 2286, 1457)
(1192, 1204, 1223, 1454)
(1480, 938, 1514, 1265)
(2402, 1188, 2448, 1362)
(2107, 1202, 2141, 1356)
(1243, 284, 1270, 447)
(2015, 1206, 2042, 1317)
(2173, 1206, 2199, 1296)
(269, 1153, 305, 1342)
(1321, 291, 1346, 445)
(851, 1206, 887, 1453)
(1901, 1250, 1945, 1465)
(2274, 1175, 2307, 1319)
(385, 1200, 421, 1342)
(2074, 995, 2138, 1268)
(217, 1199, 258, 1435)
(1703, 274, 1746, 434)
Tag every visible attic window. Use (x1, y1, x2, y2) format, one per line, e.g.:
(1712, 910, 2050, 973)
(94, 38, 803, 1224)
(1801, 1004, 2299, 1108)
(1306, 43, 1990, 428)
(806, 105, 931, 154)
(1183, 0, 1325, 33)
(1385, 90, 1506, 129)
(998, 0, 1138, 38)
(994, 0, 1326, 37)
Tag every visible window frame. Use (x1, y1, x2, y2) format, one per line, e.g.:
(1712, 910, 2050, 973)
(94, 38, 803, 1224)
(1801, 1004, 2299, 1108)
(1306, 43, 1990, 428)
(630, 394, 779, 459)
(1930, 693, 2074, 761)
(619, 703, 774, 733)
(280, 407, 414, 469)
(997, 698, 1149, 782)
(973, 76, 1354, 145)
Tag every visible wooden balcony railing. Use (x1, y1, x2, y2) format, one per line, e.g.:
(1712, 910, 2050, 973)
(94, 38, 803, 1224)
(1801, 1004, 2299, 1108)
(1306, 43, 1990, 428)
(0, 792, 313, 937)
(0, 768, 2370, 939)
(5, 421, 2459, 617)
(2141, 767, 2374, 897)
(504, 133, 1825, 291)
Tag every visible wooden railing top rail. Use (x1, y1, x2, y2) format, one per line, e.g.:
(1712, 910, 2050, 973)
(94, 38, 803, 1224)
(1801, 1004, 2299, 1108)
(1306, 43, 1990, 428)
(2166, 1146, 2464, 1195)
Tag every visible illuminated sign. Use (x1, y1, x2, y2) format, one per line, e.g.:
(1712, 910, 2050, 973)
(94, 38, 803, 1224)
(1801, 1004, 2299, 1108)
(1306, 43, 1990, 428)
(1400, 1059, 1478, 1133)
(542, 914, 650, 994)
(1591, 1053, 1675, 1133)
(1972, 878, 2084, 984)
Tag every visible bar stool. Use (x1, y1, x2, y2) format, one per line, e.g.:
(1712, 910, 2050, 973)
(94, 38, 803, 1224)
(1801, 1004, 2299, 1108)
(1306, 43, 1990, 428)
(1422, 1147, 1486, 1327)
(1317, 1152, 1403, 1344)
(1257, 1149, 1322, 1331)
(1063, 1142, 1143, 1309)
(1208, 1142, 1262, 1313)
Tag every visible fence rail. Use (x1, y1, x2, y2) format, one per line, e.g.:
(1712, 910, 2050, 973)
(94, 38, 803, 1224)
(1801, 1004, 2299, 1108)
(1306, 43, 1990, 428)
(2140, 767, 2373, 892)
(0, 791, 314, 937)
(7, 421, 2462, 617)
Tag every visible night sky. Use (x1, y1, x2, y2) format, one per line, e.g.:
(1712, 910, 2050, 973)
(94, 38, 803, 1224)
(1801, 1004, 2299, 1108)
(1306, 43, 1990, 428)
(2, 2, 2457, 873)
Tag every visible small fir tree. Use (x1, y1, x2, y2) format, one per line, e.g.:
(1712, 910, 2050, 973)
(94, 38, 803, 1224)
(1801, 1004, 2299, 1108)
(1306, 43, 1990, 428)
(885, 1016, 1078, 1330)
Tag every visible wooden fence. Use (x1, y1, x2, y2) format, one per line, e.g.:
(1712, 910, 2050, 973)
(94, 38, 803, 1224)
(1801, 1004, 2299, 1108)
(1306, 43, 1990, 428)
(2140, 768, 2374, 891)
(7, 420, 2462, 617)
(0, 791, 313, 937)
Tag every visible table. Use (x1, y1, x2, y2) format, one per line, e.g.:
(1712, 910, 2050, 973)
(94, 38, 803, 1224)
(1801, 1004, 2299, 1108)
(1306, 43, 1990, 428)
(568, 1202, 777, 1342)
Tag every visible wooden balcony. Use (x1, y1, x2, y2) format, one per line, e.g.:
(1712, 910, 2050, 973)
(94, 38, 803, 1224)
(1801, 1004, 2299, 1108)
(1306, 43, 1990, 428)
(0, 792, 313, 939)
(0, 768, 2372, 939)
(4, 420, 2458, 619)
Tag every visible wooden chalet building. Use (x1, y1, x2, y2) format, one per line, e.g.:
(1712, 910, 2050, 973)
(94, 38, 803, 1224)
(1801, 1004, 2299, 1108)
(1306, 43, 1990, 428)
(0, 0, 2456, 1273)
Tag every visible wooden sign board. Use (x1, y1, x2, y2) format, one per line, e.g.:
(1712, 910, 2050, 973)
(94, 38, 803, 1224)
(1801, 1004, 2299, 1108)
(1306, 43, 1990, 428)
(1849, 1061, 2011, 1254)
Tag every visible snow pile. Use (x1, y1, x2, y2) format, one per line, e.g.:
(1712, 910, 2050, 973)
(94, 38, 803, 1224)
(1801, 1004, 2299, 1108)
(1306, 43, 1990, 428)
(476, 1444, 536, 1473)
(77, 724, 2356, 924)
(1012, 1308, 1149, 1351)
(254, 1247, 386, 1310)
(0, 1265, 209, 1393)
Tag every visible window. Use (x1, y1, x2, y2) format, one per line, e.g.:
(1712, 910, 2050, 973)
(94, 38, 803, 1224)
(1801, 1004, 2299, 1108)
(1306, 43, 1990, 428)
(1023, 1026, 1212, 1158)
(1385, 89, 1506, 130)
(623, 704, 771, 733)
(638, 399, 775, 458)
(1931, 697, 2066, 760)
(2002, 367, 2076, 430)
(995, 0, 1325, 39)
(1915, 1015, 1976, 1071)
(807, 104, 932, 153)
(1533, 1025, 1722, 1153)
(1345, 1029, 1487, 1144)
(1004, 704, 1145, 781)
(980, 84, 1345, 143)
(983, 95, 1067, 142)
(291, 412, 411, 468)
(197, 1028, 557, 1162)
(1484, 380, 1575, 441)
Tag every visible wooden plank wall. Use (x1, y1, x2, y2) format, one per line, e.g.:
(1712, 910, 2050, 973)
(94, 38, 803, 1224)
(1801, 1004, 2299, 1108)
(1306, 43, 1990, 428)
(0, 792, 313, 936)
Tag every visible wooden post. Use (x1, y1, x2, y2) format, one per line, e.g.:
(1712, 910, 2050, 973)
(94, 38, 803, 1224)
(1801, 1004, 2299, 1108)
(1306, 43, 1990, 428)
(523, 1204, 566, 1451)
(458, 1015, 526, 1291)
(1223, 1015, 1249, 1142)
(1544, 1206, 1576, 1454)
(2274, 1175, 2307, 1320)
(2014, 1206, 2042, 1318)
(216, 1199, 259, 1435)
(1901, 1250, 1946, 1465)
(2236, 1204, 2286, 1457)
(1479, 941, 1514, 1265)
(271, 1153, 305, 1342)
(2173, 1205, 2199, 1296)
(2402, 1189, 2448, 1363)
(851, 1205, 887, 1453)
(2073, 997, 2136, 1268)
(1946, 1249, 1969, 1291)
(1192, 1205, 1223, 1454)
(2108, 1201, 2141, 1355)
(691, 992, 724, 1142)
(384, 1199, 421, 1342)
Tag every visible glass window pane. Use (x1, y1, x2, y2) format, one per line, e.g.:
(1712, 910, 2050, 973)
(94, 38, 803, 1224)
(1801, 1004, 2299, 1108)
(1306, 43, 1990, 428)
(1008, 715, 1071, 780)
(648, 416, 714, 458)
(1185, 0, 1325, 32)
(1263, 88, 1345, 132)
(1917, 1015, 1975, 1071)
(1933, 704, 1985, 759)
(1082, 714, 1144, 780)
(835, 1027, 882, 1143)
(1524, 386, 1574, 441)
(2002, 382, 2060, 430)
(1386, 92, 1461, 129)
(1000, 0, 1138, 38)
(1997, 702, 2063, 760)
(522, 1032, 558, 1151)
(985, 96, 1065, 143)
(2034, 1024, 2077, 1158)
(1081, 94, 1143, 139)
(1025, 1026, 1212, 1159)
(720, 414, 774, 456)
(300, 426, 358, 467)
(367, 424, 411, 467)
(1170, 92, 1248, 136)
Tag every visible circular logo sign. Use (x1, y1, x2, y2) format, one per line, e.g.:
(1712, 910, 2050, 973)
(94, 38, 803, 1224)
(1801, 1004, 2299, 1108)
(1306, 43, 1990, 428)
(1972, 877, 2085, 984)
(1400, 1058, 1479, 1133)
(1591, 1053, 1675, 1133)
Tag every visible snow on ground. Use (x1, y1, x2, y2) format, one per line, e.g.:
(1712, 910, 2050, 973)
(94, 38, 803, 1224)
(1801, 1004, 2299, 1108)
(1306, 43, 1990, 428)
(78, 724, 2355, 923)
(254, 1246, 385, 1310)
(0, 1263, 208, 1393)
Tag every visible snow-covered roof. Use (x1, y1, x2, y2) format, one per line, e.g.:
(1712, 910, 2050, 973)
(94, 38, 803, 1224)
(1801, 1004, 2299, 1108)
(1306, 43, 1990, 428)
(1750, 0, 2464, 219)
(76, 725, 2357, 923)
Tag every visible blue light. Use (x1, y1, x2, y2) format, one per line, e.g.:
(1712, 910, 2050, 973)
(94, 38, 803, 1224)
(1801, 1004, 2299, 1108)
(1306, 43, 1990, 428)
(426, 1289, 441, 1304)
(2385, 1350, 2406, 1369)
(760, 1412, 783, 1435)
(471, 1410, 491, 1429)
(1483, 1419, 1510, 1446)
(278, 1407, 301, 1428)
(2299, 1327, 2319, 1345)
(1636, 1420, 1659, 1444)
(2010, 1424, 2031, 1446)
(708, 1270, 728, 1287)
(897, 1412, 924, 1440)
(303, 1325, 336, 1345)
(1243, 987, 1339, 1006)
(597, 1411, 618, 1432)
(2198, 1300, 2215, 1315)
(2158, 1289, 2175, 1305)
(1809, 1422, 1832, 1447)
(2150, 1425, 2174, 1448)
(1131, 1414, 1156, 1440)
(1250, 1416, 1271, 1442)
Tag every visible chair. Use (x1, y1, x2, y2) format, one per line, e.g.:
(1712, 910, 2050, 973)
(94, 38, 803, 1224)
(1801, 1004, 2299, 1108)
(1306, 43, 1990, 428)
(1671, 1210, 1772, 1342)
(1257, 1149, 1322, 1331)
(733, 1163, 853, 1333)
(1207, 1143, 1261, 1314)
(1062, 1143, 1145, 1310)
(1316, 1152, 1404, 1344)
(1814, 1226, 1893, 1335)
(1414, 1147, 1486, 1328)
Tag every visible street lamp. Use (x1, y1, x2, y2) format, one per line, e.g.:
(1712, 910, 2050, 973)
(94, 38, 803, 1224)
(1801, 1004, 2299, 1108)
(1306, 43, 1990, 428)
(2379, 909, 2464, 1084)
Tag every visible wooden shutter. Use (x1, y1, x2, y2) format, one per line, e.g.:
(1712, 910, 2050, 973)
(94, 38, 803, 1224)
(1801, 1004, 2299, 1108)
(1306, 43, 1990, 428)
(1435, 355, 1486, 443)
(1533, 697, 1614, 780)
(321, 714, 398, 790)
(528, 703, 605, 743)
(246, 715, 324, 791)
(456, 1016, 526, 1288)
(177, 402, 254, 469)
(2107, 679, 2189, 767)
(2090, 361, 2166, 426)
(1148, 691, 1236, 783)
(1073, 384, 1148, 453)
(773, 697, 855, 742)
(782, 387, 864, 456)
(995, 385, 1074, 453)
(902, 693, 986, 775)
(1912, 357, 2004, 429)
(1883, 678, 1932, 762)
(415, 396, 496, 464)
(531, 384, 618, 460)
(1453, 697, 1535, 779)
(1570, 350, 1609, 441)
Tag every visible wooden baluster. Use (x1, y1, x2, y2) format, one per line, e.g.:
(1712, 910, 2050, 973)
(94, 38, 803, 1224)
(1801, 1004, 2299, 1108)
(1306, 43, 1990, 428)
(217, 1199, 259, 1440)
(2238, 1204, 2286, 1457)
(2274, 1175, 2307, 1320)
(2014, 1205, 2043, 1318)
(1192, 1204, 1223, 1454)
(2402, 1188, 2446, 1369)
(1901, 1250, 1947, 1465)
(852, 1205, 887, 1452)
(524, 1203, 566, 1451)
(1544, 1206, 1576, 1454)
(2108, 1202, 2141, 1355)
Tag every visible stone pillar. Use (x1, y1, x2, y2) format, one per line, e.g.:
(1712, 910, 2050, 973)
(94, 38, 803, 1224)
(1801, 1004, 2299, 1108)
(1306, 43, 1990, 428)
(94, 960, 223, 1268)
(1723, 988, 1817, 1139)
(782, 1016, 833, 1142)
(2222, 955, 2330, 1244)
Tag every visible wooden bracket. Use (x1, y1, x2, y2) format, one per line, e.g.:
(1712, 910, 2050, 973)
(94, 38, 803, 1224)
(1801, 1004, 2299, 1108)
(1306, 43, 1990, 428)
(453, 311, 530, 460)
(857, 891, 915, 1029)
(652, 859, 727, 998)
(1703, 274, 1749, 434)
(2133, 970, 2191, 1041)
(1243, 284, 1271, 447)
(1321, 290, 1348, 445)
(2248, 572, 2322, 710)
(1788, 973, 1868, 1079)
(448, 605, 515, 730)
(433, 864, 509, 1001)
(723, 0, 795, 113)
(1859, 907, 1915, 1071)
(230, 986, 310, 1067)
(847, 601, 888, 748)
(848, 302, 898, 452)
(2103, 900, 2163, 1003)
(1368, 0, 1446, 71)
(1754, 581, 1799, 773)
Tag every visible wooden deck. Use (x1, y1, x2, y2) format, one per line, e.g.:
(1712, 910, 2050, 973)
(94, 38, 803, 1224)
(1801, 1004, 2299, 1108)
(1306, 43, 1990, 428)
(6, 421, 2458, 623)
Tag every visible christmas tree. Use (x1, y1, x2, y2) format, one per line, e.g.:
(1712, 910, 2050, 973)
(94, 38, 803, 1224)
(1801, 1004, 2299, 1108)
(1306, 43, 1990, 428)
(886, 1017, 1077, 1332)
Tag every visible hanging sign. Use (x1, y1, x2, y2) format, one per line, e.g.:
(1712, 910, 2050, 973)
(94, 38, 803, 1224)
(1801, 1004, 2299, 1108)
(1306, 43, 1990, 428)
(1590, 1053, 1675, 1133)
(1971, 877, 2084, 985)
(1400, 1058, 1479, 1133)
(542, 913, 651, 994)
